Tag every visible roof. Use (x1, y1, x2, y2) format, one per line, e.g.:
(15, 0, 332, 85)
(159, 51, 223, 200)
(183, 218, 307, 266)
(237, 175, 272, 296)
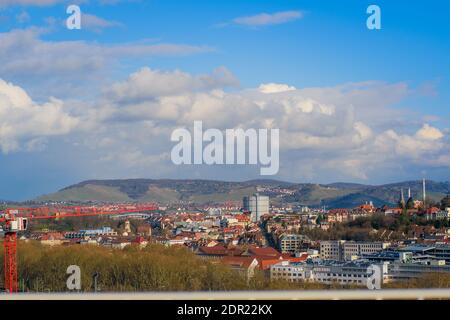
(198, 245, 244, 256)
(246, 246, 281, 258)
(235, 214, 250, 222)
(288, 254, 309, 262)
(221, 256, 257, 269)
(399, 245, 435, 253)
(256, 258, 283, 270)
(40, 232, 65, 241)
(427, 207, 441, 214)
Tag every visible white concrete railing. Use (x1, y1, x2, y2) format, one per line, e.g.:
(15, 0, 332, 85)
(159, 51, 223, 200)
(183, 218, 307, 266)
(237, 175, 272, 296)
(1, 289, 450, 300)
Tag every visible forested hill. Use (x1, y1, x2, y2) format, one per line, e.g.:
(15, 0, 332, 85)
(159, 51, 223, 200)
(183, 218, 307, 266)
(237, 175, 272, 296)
(34, 179, 450, 208)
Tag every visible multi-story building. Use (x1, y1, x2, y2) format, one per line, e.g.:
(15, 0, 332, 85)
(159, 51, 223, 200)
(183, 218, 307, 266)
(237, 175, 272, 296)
(398, 244, 450, 263)
(326, 209, 349, 223)
(343, 242, 390, 260)
(271, 258, 450, 285)
(425, 207, 446, 221)
(320, 240, 346, 261)
(387, 260, 450, 282)
(433, 245, 450, 262)
(278, 234, 304, 253)
(243, 193, 269, 223)
(64, 227, 117, 239)
(320, 240, 390, 261)
(270, 260, 387, 286)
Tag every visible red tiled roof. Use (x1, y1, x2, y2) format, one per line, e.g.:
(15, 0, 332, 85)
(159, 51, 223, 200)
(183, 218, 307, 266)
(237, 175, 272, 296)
(256, 258, 282, 270)
(427, 207, 441, 214)
(246, 246, 281, 258)
(255, 254, 308, 270)
(285, 253, 308, 263)
(235, 214, 250, 222)
(221, 256, 257, 269)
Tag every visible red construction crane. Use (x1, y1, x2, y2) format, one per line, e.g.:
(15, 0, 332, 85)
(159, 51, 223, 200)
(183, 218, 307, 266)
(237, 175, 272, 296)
(0, 203, 158, 294)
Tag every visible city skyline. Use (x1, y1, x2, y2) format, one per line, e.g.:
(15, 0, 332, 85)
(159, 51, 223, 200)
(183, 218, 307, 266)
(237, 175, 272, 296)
(0, 0, 449, 200)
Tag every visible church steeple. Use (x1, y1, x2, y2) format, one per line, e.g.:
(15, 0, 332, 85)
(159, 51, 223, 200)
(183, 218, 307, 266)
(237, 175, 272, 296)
(399, 188, 406, 209)
(406, 187, 415, 209)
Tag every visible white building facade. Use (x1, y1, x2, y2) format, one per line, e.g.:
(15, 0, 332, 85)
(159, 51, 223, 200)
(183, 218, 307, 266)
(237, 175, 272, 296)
(320, 240, 390, 261)
(270, 260, 387, 286)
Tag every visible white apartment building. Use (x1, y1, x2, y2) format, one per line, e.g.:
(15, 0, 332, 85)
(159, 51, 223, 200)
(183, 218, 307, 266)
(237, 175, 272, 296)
(270, 260, 388, 286)
(320, 240, 390, 261)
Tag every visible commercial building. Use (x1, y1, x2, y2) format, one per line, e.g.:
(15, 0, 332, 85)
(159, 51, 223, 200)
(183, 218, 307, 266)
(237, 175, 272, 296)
(64, 227, 117, 239)
(397, 244, 450, 263)
(320, 240, 390, 261)
(243, 193, 269, 223)
(270, 260, 387, 286)
(433, 245, 450, 262)
(387, 260, 450, 281)
(271, 257, 450, 286)
(278, 234, 304, 254)
(320, 240, 346, 261)
(343, 242, 390, 260)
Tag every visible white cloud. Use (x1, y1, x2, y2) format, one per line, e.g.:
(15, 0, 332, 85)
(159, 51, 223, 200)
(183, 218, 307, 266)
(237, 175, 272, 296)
(0, 0, 68, 7)
(77, 68, 448, 181)
(0, 28, 213, 98)
(258, 83, 296, 94)
(81, 13, 123, 32)
(15, 11, 30, 23)
(0, 66, 448, 182)
(0, 28, 212, 77)
(415, 123, 444, 140)
(106, 67, 239, 102)
(233, 11, 304, 27)
(0, 79, 79, 153)
(107, 66, 238, 103)
(374, 125, 445, 160)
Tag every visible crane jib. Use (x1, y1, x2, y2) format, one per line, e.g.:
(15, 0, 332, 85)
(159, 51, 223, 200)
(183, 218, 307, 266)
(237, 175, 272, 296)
(1, 203, 159, 294)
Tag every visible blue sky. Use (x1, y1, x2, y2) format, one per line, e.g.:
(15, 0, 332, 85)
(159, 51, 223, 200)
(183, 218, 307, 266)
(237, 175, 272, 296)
(0, 0, 449, 200)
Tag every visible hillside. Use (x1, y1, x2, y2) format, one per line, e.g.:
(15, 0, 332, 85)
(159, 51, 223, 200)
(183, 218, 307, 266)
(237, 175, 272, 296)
(35, 179, 450, 208)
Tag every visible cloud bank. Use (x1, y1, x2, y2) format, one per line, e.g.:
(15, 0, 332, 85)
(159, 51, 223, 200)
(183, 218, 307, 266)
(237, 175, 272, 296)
(233, 11, 304, 26)
(1, 66, 447, 182)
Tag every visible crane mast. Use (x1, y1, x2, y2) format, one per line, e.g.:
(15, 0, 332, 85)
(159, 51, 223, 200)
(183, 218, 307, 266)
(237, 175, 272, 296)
(1, 203, 158, 293)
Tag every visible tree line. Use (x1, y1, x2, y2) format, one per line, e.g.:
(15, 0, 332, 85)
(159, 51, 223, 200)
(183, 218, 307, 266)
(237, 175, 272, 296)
(0, 241, 338, 292)
(1, 240, 449, 292)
